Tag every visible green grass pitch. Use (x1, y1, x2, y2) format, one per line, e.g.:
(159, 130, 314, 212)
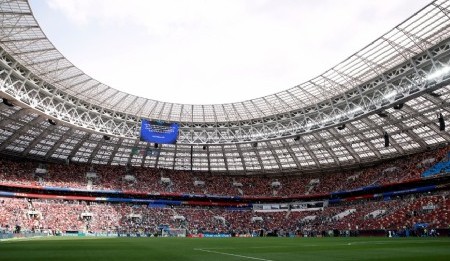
(1, 236, 450, 260)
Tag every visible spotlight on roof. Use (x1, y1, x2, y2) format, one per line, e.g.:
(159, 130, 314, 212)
(393, 103, 404, 110)
(2, 98, 14, 107)
(337, 124, 346, 131)
(48, 119, 57, 126)
(252, 142, 258, 148)
(103, 135, 110, 141)
(202, 145, 207, 150)
(293, 135, 300, 141)
(154, 143, 159, 148)
(377, 111, 388, 118)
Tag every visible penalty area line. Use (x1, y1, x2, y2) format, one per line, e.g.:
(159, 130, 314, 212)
(194, 248, 274, 261)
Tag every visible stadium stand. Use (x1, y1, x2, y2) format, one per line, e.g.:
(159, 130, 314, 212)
(1, 146, 448, 197)
(0, 144, 449, 196)
(1, 191, 449, 237)
(0, 146, 449, 238)
(1, 0, 450, 243)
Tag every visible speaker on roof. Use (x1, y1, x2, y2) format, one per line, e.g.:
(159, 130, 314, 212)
(154, 143, 159, 148)
(252, 142, 258, 148)
(439, 113, 445, 131)
(337, 124, 346, 130)
(190, 145, 193, 172)
(202, 145, 207, 150)
(378, 111, 388, 118)
(384, 131, 390, 147)
(2, 98, 14, 107)
(103, 135, 110, 141)
(293, 136, 300, 141)
(48, 119, 57, 126)
(393, 103, 404, 110)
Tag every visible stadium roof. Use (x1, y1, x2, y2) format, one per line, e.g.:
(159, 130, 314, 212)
(0, 0, 449, 173)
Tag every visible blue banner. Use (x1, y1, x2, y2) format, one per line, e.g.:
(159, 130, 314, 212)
(381, 185, 436, 197)
(0, 191, 14, 197)
(140, 119, 179, 144)
(331, 185, 380, 196)
(203, 233, 232, 238)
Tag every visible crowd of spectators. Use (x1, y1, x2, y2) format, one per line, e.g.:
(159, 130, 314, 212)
(1, 146, 449, 237)
(1, 191, 449, 236)
(0, 146, 448, 197)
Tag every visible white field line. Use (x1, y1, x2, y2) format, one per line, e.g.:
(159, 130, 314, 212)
(346, 240, 450, 246)
(194, 248, 275, 261)
(195, 245, 319, 250)
(0, 236, 45, 242)
(0, 236, 110, 243)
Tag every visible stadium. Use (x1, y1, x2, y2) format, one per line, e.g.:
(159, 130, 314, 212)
(1, 0, 450, 260)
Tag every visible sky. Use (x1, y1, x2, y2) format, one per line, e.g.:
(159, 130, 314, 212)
(29, 0, 431, 105)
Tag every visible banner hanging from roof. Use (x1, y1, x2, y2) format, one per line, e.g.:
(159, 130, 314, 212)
(140, 119, 179, 144)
